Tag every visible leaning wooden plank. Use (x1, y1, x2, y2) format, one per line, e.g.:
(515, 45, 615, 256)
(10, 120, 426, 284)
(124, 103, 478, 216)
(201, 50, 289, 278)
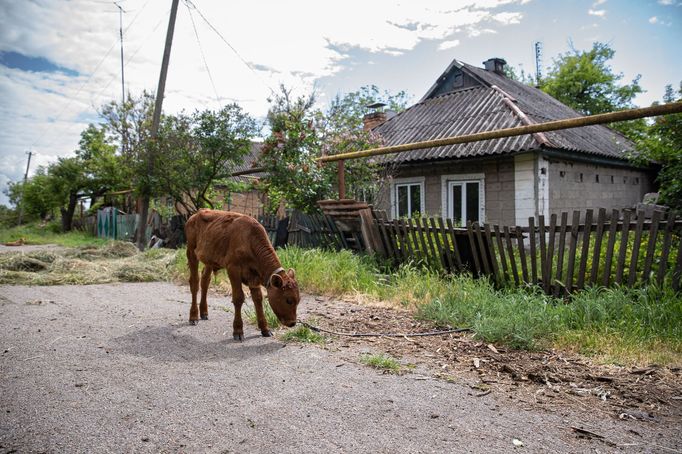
(399, 219, 416, 260)
(615, 210, 632, 285)
(429, 218, 448, 272)
(656, 211, 677, 286)
(577, 209, 593, 290)
(437, 217, 454, 273)
(423, 217, 440, 270)
(504, 225, 519, 285)
(475, 223, 491, 276)
(545, 214, 557, 294)
(446, 218, 464, 272)
(412, 218, 427, 262)
(467, 221, 482, 276)
(484, 223, 500, 284)
(538, 216, 547, 289)
(564, 211, 581, 294)
(673, 227, 682, 292)
(590, 208, 606, 285)
(641, 210, 662, 283)
(627, 211, 646, 286)
(555, 212, 569, 296)
(494, 225, 509, 283)
(528, 216, 538, 284)
(516, 226, 529, 284)
(375, 213, 395, 262)
(602, 210, 620, 287)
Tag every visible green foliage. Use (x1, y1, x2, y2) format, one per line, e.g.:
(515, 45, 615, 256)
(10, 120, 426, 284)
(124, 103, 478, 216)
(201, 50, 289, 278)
(540, 42, 642, 115)
(244, 303, 281, 330)
(359, 353, 401, 372)
(280, 323, 325, 344)
(259, 85, 410, 214)
(155, 104, 259, 213)
(634, 82, 682, 209)
(259, 86, 330, 214)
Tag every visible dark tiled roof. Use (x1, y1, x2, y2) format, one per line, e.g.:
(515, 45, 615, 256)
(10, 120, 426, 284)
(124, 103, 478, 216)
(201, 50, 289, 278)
(373, 59, 635, 164)
(230, 142, 265, 182)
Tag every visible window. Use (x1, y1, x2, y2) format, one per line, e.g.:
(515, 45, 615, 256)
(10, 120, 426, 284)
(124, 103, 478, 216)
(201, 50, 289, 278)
(392, 179, 424, 218)
(442, 174, 484, 226)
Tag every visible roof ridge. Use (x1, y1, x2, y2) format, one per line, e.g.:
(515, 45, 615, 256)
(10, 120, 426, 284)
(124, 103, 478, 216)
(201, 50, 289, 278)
(489, 85, 554, 148)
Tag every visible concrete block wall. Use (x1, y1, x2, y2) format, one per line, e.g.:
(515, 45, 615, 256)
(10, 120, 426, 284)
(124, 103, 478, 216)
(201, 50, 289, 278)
(548, 159, 654, 219)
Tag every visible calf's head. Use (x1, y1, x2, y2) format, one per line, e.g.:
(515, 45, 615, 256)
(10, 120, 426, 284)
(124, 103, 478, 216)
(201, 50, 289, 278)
(266, 268, 300, 327)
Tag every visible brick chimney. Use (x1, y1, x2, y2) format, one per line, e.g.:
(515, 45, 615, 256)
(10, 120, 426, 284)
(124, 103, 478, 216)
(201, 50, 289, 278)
(362, 102, 394, 130)
(362, 111, 387, 130)
(483, 58, 507, 76)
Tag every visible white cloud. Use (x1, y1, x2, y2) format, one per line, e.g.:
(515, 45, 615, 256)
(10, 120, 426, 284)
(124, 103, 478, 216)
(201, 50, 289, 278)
(588, 9, 606, 17)
(0, 0, 530, 206)
(649, 16, 659, 24)
(438, 40, 461, 50)
(658, 0, 673, 5)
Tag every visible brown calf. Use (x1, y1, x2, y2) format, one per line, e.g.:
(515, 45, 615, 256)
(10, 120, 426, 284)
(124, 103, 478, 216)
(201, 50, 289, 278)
(184, 209, 300, 341)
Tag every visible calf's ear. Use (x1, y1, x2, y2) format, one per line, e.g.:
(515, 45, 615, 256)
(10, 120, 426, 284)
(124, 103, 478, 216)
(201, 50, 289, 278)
(287, 268, 296, 279)
(270, 274, 284, 288)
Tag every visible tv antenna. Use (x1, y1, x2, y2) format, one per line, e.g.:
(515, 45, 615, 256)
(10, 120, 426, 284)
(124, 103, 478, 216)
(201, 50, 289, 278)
(534, 41, 543, 85)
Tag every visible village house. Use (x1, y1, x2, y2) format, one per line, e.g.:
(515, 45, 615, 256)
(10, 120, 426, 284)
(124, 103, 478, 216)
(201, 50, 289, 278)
(370, 57, 655, 226)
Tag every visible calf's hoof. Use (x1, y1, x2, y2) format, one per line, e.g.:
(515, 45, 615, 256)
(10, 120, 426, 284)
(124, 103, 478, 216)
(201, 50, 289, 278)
(261, 330, 273, 337)
(233, 333, 244, 342)
(200, 315, 209, 320)
(189, 319, 198, 326)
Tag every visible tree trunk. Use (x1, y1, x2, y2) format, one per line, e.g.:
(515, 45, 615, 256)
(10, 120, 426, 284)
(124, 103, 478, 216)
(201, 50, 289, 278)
(60, 192, 78, 232)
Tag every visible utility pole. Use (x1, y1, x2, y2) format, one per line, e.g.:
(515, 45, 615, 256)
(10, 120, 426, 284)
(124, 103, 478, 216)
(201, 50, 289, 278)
(114, 2, 125, 105)
(135, 0, 179, 250)
(17, 150, 33, 226)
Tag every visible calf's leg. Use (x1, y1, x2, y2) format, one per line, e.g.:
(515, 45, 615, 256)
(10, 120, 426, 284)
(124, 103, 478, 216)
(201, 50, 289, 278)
(199, 266, 212, 320)
(187, 247, 200, 325)
(228, 268, 245, 341)
(250, 286, 271, 337)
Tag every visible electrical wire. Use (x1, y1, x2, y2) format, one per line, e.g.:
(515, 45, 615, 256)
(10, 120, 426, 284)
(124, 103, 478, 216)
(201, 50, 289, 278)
(183, 0, 276, 97)
(28, 0, 154, 149)
(185, 1, 221, 105)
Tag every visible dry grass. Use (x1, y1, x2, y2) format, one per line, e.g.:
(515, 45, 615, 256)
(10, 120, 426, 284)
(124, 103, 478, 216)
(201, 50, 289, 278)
(0, 242, 178, 286)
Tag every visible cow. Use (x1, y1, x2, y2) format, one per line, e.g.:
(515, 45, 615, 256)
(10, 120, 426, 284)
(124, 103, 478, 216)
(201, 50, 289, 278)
(184, 209, 300, 341)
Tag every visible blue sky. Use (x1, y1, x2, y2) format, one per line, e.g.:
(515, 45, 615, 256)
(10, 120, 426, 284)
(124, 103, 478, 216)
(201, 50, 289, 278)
(0, 0, 680, 207)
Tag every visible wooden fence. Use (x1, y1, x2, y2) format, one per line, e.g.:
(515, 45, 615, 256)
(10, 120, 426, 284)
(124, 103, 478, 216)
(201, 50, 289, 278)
(371, 208, 682, 294)
(258, 211, 346, 250)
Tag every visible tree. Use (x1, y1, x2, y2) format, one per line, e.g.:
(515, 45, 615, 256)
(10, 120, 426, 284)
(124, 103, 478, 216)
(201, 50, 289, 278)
(155, 104, 259, 214)
(539, 42, 645, 138)
(259, 86, 329, 214)
(636, 82, 682, 209)
(99, 91, 156, 199)
(6, 167, 60, 221)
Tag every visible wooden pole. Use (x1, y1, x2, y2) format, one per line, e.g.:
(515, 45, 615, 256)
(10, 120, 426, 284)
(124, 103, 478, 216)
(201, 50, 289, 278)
(17, 150, 33, 226)
(337, 160, 346, 199)
(135, 0, 180, 250)
(230, 102, 682, 177)
(318, 102, 682, 163)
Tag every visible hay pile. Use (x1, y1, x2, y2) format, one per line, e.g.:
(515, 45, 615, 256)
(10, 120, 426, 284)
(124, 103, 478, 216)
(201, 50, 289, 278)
(0, 241, 178, 285)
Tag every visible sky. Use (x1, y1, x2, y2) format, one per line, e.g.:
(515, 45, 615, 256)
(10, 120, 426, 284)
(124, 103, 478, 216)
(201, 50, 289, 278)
(0, 0, 680, 207)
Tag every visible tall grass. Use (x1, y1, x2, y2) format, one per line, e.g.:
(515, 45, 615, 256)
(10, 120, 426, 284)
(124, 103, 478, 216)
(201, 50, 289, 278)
(0, 222, 108, 247)
(277, 246, 682, 365)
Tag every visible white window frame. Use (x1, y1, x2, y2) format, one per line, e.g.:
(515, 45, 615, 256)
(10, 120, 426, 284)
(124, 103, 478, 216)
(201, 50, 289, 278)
(390, 177, 425, 219)
(441, 173, 485, 225)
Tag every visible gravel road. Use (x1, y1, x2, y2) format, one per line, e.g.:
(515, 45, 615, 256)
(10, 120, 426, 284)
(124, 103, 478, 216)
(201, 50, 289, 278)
(1, 282, 678, 453)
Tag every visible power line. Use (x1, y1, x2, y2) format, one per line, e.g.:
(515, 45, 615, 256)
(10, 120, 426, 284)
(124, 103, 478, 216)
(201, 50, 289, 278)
(183, 0, 276, 96)
(185, 2, 221, 105)
(28, 0, 154, 149)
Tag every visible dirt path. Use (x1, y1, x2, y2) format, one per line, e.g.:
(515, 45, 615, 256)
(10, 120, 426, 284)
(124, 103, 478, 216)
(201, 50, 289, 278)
(0, 282, 680, 453)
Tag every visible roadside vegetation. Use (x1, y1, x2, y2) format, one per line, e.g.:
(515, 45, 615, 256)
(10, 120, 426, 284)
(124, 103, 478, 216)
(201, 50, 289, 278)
(1, 223, 679, 366)
(359, 353, 402, 373)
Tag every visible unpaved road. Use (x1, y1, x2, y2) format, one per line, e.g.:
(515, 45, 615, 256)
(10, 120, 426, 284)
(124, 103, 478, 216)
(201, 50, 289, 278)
(1, 282, 680, 453)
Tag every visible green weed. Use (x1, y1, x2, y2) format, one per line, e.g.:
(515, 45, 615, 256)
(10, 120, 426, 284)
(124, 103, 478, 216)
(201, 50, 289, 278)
(359, 353, 402, 373)
(280, 323, 325, 344)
